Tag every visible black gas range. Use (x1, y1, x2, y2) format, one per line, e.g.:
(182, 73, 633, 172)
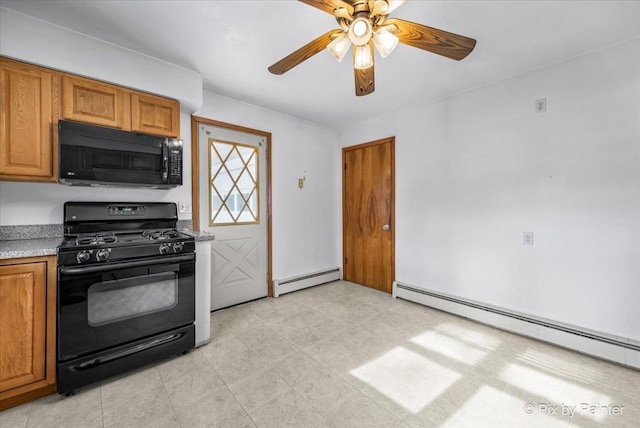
(56, 202, 196, 395)
(57, 202, 195, 266)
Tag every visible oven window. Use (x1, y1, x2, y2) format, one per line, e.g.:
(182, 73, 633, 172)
(87, 272, 178, 327)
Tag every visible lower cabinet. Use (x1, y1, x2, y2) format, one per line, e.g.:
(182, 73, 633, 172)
(0, 256, 56, 410)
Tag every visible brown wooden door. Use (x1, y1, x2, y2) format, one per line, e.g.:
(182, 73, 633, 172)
(0, 57, 57, 181)
(0, 261, 47, 393)
(343, 137, 395, 293)
(0, 256, 57, 411)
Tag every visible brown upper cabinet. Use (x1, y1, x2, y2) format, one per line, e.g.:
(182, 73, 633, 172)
(0, 57, 181, 183)
(61, 74, 180, 137)
(61, 74, 128, 129)
(0, 58, 59, 182)
(131, 92, 180, 138)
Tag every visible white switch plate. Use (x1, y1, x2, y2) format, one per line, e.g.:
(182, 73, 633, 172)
(178, 201, 192, 214)
(523, 232, 534, 246)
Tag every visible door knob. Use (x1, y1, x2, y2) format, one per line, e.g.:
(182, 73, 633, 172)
(382, 224, 390, 231)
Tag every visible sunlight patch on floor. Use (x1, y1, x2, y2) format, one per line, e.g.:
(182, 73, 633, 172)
(411, 330, 487, 365)
(433, 322, 502, 351)
(350, 346, 461, 414)
(500, 363, 612, 422)
(516, 348, 578, 379)
(440, 385, 578, 428)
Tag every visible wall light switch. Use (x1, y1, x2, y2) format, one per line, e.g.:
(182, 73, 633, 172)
(178, 201, 192, 214)
(523, 232, 534, 246)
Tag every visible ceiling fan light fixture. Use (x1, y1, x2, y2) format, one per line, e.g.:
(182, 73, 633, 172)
(373, 27, 399, 58)
(348, 16, 372, 46)
(327, 33, 351, 62)
(353, 44, 373, 69)
(270, 0, 476, 97)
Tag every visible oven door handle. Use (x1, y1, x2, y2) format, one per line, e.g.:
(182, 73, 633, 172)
(59, 253, 195, 275)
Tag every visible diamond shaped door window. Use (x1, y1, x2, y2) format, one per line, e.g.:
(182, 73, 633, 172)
(209, 139, 259, 226)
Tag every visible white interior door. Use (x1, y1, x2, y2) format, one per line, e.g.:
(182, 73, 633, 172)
(198, 123, 268, 310)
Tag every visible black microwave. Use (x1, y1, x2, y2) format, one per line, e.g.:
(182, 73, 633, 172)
(58, 120, 183, 189)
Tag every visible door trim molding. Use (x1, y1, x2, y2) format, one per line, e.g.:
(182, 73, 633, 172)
(190, 116, 273, 297)
(342, 136, 396, 292)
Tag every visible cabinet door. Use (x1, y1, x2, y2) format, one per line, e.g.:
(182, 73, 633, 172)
(61, 74, 128, 129)
(0, 262, 47, 393)
(0, 58, 56, 181)
(131, 92, 180, 137)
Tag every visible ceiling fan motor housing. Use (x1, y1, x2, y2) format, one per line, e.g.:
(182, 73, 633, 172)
(352, 1, 371, 14)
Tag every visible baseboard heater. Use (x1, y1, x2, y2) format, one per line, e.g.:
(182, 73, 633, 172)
(393, 281, 640, 369)
(273, 267, 341, 298)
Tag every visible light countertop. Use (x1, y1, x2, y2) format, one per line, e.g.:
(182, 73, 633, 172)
(181, 229, 215, 242)
(0, 238, 61, 260)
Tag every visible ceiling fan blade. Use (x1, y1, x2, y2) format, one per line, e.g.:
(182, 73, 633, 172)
(298, 0, 354, 16)
(353, 44, 375, 96)
(369, 0, 388, 18)
(334, 7, 353, 20)
(385, 18, 476, 61)
(268, 29, 344, 75)
(354, 65, 375, 96)
(386, 0, 406, 14)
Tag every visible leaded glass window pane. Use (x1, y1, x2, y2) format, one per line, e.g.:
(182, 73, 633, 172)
(209, 139, 260, 225)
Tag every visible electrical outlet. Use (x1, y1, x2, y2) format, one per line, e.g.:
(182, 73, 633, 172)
(535, 98, 546, 113)
(178, 201, 192, 214)
(523, 232, 534, 246)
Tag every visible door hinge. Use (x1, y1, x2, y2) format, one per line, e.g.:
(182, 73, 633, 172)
(344, 258, 347, 264)
(344, 163, 347, 171)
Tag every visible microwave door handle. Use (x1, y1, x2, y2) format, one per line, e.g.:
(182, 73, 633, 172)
(162, 144, 169, 181)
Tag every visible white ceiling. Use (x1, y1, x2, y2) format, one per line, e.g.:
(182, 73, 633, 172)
(2, 1, 639, 130)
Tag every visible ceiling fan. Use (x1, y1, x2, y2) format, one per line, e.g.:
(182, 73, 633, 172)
(268, 0, 476, 96)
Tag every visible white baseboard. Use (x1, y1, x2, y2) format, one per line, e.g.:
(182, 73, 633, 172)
(393, 281, 640, 369)
(273, 267, 341, 297)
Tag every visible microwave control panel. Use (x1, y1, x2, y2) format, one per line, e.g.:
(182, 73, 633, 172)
(169, 149, 181, 177)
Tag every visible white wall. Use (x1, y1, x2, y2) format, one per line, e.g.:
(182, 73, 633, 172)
(0, 7, 202, 111)
(194, 92, 341, 281)
(339, 38, 640, 341)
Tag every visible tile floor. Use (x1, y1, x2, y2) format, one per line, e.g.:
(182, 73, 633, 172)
(2, 281, 639, 428)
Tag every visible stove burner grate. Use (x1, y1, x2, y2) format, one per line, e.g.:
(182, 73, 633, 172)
(76, 233, 118, 246)
(142, 230, 181, 241)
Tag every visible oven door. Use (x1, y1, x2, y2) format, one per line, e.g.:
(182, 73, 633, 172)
(57, 254, 195, 361)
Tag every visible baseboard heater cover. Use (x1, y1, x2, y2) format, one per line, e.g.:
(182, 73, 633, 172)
(273, 267, 341, 297)
(393, 281, 640, 369)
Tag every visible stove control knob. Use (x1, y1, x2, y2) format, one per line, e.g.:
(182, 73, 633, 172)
(77, 251, 91, 264)
(159, 243, 172, 254)
(96, 249, 110, 261)
(172, 242, 184, 253)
